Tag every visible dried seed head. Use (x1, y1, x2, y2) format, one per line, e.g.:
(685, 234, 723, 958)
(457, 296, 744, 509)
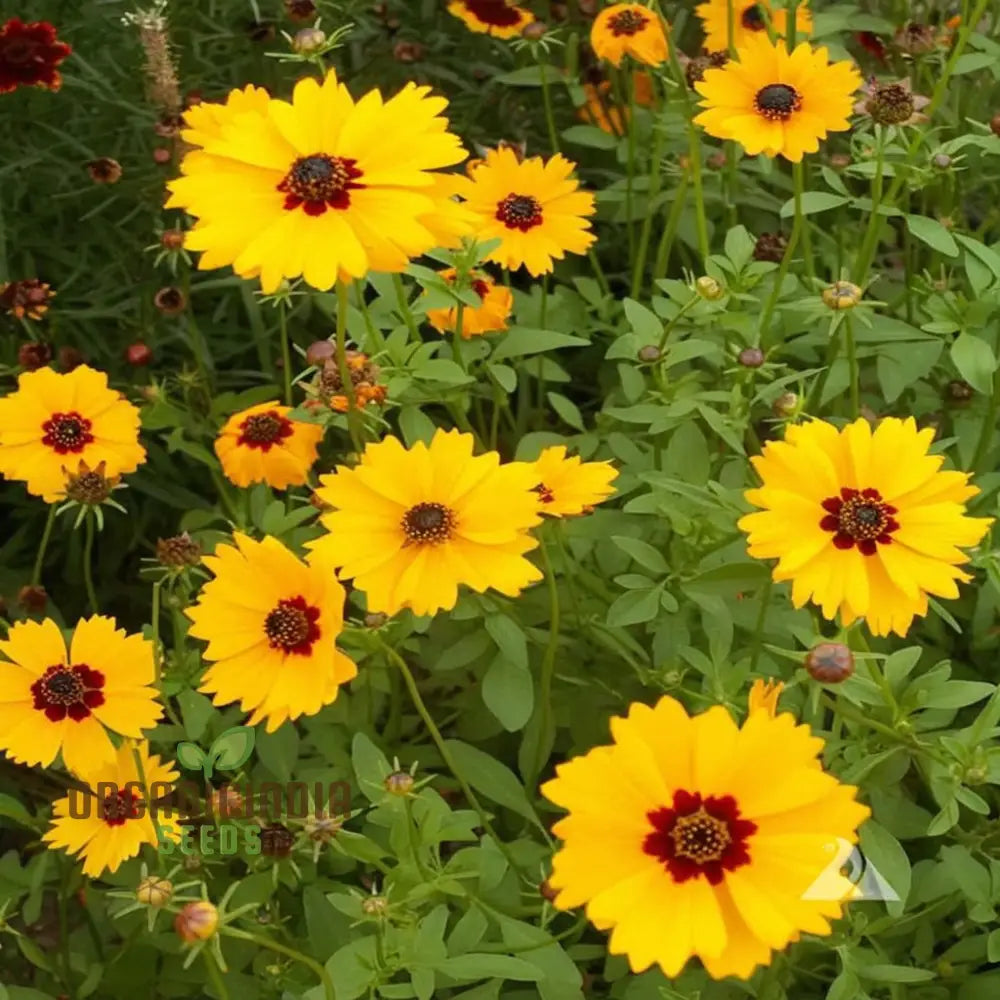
(260, 822, 295, 858)
(154, 286, 186, 315)
(18, 341, 53, 371)
(0, 279, 54, 321)
(804, 642, 854, 683)
(863, 80, 920, 125)
(63, 460, 119, 505)
(753, 231, 787, 263)
(684, 49, 728, 88)
(393, 40, 425, 62)
(136, 876, 173, 907)
(304, 812, 342, 842)
(174, 901, 219, 942)
(207, 785, 245, 818)
(738, 347, 765, 368)
(87, 157, 123, 184)
(893, 22, 936, 54)
(125, 4, 183, 114)
(156, 532, 203, 568)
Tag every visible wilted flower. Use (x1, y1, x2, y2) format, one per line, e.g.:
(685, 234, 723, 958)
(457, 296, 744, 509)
(310, 352, 387, 412)
(753, 231, 787, 263)
(58, 346, 85, 372)
(174, 901, 219, 942)
(854, 77, 929, 126)
(87, 157, 123, 184)
(1, 279, 54, 321)
(60, 460, 121, 507)
(154, 286, 186, 315)
(893, 22, 937, 55)
(18, 342, 53, 371)
(304, 811, 342, 843)
(17, 584, 48, 614)
(207, 785, 245, 819)
(260, 823, 296, 858)
(683, 49, 728, 88)
(822, 281, 863, 310)
(0, 18, 71, 94)
(156, 532, 203, 569)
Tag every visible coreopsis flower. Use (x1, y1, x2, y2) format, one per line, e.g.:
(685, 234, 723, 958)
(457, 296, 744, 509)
(591, 4, 668, 67)
(447, 0, 533, 38)
(694, 35, 861, 162)
(464, 148, 596, 276)
(682, 50, 729, 88)
(165, 71, 469, 293)
(1, 279, 54, 320)
(739, 417, 993, 637)
(854, 77, 929, 126)
(425, 268, 514, 337)
(0, 18, 71, 94)
(695, 0, 812, 52)
(0, 616, 162, 775)
(214, 401, 323, 490)
(43, 742, 181, 877)
(530, 446, 618, 516)
(542, 685, 870, 979)
(308, 429, 543, 616)
(578, 72, 655, 134)
(0, 366, 146, 502)
(186, 534, 357, 732)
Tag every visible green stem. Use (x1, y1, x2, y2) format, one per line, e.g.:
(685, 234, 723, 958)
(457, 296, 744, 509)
(805, 316, 843, 413)
(151, 578, 163, 685)
(531, 532, 561, 789)
(58, 860, 77, 999)
(279, 304, 292, 407)
(392, 273, 420, 341)
(203, 950, 230, 1000)
(748, 577, 773, 674)
(335, 281, 364, 453)
(852, 126, 887, 286)
(756, 176, 805, 346)
(378, 639, 522, 873)
(222, 928, 334, 1000)
(631, 82, 666, 298)
(539, 51, 560, 152)
(653, 169, 689, 282)
(656, 294, 700, 353)
(625, 67, 637, 260)
(845, 314, 859, 417)
(794, 161, 814, 285)
(354, 281, 386, 354)
(972, 368, 1000, 471)
(32, 503, 58, 586)
(82, 515, 98, 614)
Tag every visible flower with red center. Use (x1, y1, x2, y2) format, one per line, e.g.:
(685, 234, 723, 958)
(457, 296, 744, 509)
(542, 684, 869, 979)
(464, 147, 595, 276)
(165, 71, 471, 293)
(0, 18, 71, 95)
(591, 4, 668, 66)
(43, 742, 181, 876)
(528, 445, 618, 517)
(740, 417, 994, 637)
(0, 616, 162, 776)
(186, 534, 357, 732)
(214, 401, 323, 489)
(424, 267, 514, 337)
(447, 0, 534, 38)
(0, 365, 145, 502)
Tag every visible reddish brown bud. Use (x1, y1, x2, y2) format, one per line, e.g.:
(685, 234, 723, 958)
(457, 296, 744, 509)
(805, 642, 854, 683)
(125, 342, 153, 366)
(284, 0, 317, 21)
(154, 286, 187, 316)
(738, 347, 765, 368)
(17, 585, 48, 614)
(539, 879, 559, 902)
(305, 340, 336, 366)
(991, 114, 1000, 137)
(152, 148, 172, 165)
(393, 40, 425, 62)
(87, 157, 123, 184)
(521, 21, 548, 40)
(58, 346, 85, 372)
(947, 379, 974, 404)
(637, 345, 661, 363)
(18, 341, 53, 371)
(260, 822, 295, 858)
(161, 229, 185, 251)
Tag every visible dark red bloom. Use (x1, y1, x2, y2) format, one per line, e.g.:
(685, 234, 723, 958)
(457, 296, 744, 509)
(0, 18, 72, 95)
(31, 664, 105, 722)
(855, 31, 888, 64)
(819, 486, 899, 556)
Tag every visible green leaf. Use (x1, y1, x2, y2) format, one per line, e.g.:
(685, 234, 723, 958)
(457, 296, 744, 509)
(560, 125, 618, 150)
(484, 614, 529, 669)
(941, 845, 991, 904)
(437, 954, 544, 982)
(482, 657, 534, 732)
(987, 928, 1000, 963)
(779, 192, 850, 218)
(547, 392, 585, 431)
(951, 332, 997, 394)
(906, 214, 959, 257)
(352, 732, 392, 802)
(611, 536, 668, 575)
(255, 723, 299, 783)
(210, 726, 256, 771)
(927, 680, 995, 709)
(398, 405, 438, 446)
(491, 327, 589, 361)
(494, 65, 563, 87)
(606, 587, 662, 627)
(623, 299, 663, 343)
(443, 739, 543, 829)
(175, 742, 207, 772)
(0, 794, 35, 829)
(176, 688, 215, 742)
(856, 965, 935, 984)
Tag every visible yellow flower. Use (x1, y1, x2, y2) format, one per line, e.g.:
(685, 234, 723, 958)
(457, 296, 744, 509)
(591, 4, 669, 67)
(696, 0, 812, 52)
(447, 0, 533, 38)
(747, 678, 783, 715)
(425, 268, 513, 337)
(739, 417, 993, 638)
(0, 617, 162, 776)
(308, 429, 543, 616)
(165, 71, 469, 293)
(186, 533, 357, 733)
(542, 694, 869, 980)
(215, 401, 323, 490)
(464, 148, 596, 276)
(0, 366, 145, 502)
(530, 446, 618, 517)
(43, 741, 181, 877)
(694, 35, 860, 162)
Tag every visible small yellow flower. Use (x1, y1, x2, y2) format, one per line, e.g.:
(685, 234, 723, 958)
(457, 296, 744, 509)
(747, 678, 783, 716)
(425, 268, 513, 337)
(695, 0, 813, 52)
(591, 4, 669, 67)
(529, 446, 618, 517)
(447, 0, 533, 38)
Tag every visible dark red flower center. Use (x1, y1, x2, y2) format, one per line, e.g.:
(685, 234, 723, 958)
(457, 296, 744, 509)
(264, 595, 321, 654)
(608, 7, 649, 35)
(742, 4, 766, 30)
(755, 83, 802, 120)
(402, 502, 456, 544)
(464, 0, 522, 27)
(496, 193, 543, 232)
(820, 487, 899, 556)
(41, 411, 95, 454)
(278, 153, 365, 216)
(0, 18, 71, 94)
(31, 664, 105, 722)
(644, 789, 756, 885)
(237, 410, 294, 451)
(471, 278, 491, 299)
(100, 787, 142, 827)
(532, 483, 556, 504)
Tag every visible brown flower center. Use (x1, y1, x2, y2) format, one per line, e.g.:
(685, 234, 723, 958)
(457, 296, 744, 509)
(741, 3, 766, 30)
(754, 83, 802, 121)
(100, 787, 142, 827)
(607, 7, 648, 35)
(496, 193, 543, 232)
(41, 411, 94, 454)
(819, 487, 900, 556)
(402, 502, 456, 544)
(643, 790, 757, 885)
(278, 153, 365, 215)
(264, 596, 322, 654)
(867, 83, 915, 125)
(31, 664, 106, 722)
(237, 410, 294, 451)
(464, 0, 523, 26)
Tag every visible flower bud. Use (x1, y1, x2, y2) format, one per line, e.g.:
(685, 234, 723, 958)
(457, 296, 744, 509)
(18, 342, 52, 371)
(771, 391, 799, 418)
(161, 229, 185, 251)
(174, 900, 219, 942)
(521, 20, 548, 40)
(738, 347, 765, 368)
(58, 346, 84, 372)
(260, 823, 296, 858)
(154, 286, 187, 316)
(306, 340, 336, 366)
(947, 379, 974, 404)
(126, 341, 153, 366)
(284, 0, 317, 20)
(991, 114, 1000, 137)
(305, 812, 342, 843)
(365, 612, 388, 628)
(384, 771, 415, 796)
(637, 344, 661, 363)
(393, 40, 425, 62)
(17, 585, 48, 614)
(804, 642, 854, 683)
(932, 152, 952, 169)
(293, 27, 326, 52)
(539, 879, 559, 902)
(87, 158, 123, 184)
(137, 876, 173, 907)
(207, 785, 245, 819)
(752, 231, 787, 263)
(361, 895, 389, 916)
(829, 152, 851, 169)
(822, 281, 862, 311)
(152, 147, 172, 165)
(695, 275, 724, 300)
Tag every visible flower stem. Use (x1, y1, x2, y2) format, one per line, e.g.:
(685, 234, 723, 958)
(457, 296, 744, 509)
(531, 531, 561, 790)
(278, 303, 293, 407)
(748, 577, 773, 675)
(972, 367, 1000, 471)
(845, 314, 859, 417)
(151, 578, 164, 685)
(852, 125, 887, 286)
(631, 80, 666, 298)
(793, 160, 815, 285)
(82, 515, 98, 614)
(222, 928, 335, 1000)
(652, 168, 689, 282)
(377, 638, 522, 873)
(203, 950, 229, 1000)
(756, 174, 805, 345)
(335, 281, 364, 453)
(392, 273, 420, 341)
(625, 68, 637, 260)
(32, 503, 58, 586)
(538, 51, 560, 153)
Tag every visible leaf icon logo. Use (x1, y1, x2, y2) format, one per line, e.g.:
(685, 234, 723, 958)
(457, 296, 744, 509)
(175, 726, 256, 780)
